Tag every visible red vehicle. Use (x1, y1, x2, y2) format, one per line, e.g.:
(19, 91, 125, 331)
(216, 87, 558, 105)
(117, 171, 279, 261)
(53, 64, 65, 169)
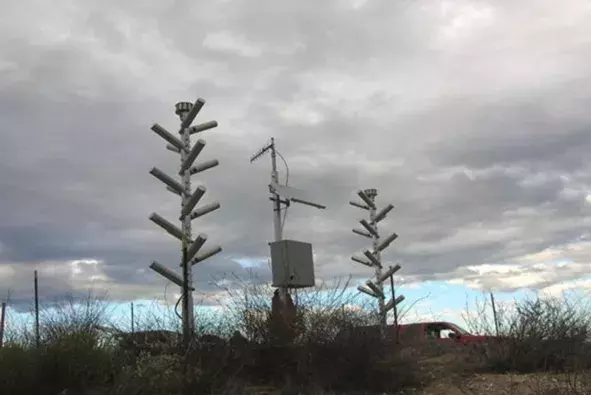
(336, 321, 496, 347)
(394, 321, 494, 346)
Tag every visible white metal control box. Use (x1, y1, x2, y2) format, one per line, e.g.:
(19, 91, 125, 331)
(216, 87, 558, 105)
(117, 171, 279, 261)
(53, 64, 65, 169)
(269, 239, 315, 288)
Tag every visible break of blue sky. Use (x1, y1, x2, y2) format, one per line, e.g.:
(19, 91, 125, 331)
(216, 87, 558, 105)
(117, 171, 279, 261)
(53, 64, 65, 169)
(4, 253, 591, 336)
(233, 258, 269, 269)
(393, 281, 534, 325)
(3, 0, 591, 344)
(5, 278, 580, 337)
(3, 297, 231, 336)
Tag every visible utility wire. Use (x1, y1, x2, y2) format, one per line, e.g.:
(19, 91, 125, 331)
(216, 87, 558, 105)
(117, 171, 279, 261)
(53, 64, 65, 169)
(276, 150, 290, 234)
(175, 291, 183, 320)
(275, 149, 294, 288)
(276, 150, 289, 186)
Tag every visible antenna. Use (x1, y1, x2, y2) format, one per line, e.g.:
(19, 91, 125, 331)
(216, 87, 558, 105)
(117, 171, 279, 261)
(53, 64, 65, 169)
(250, 137, 326, 242)
(251, 137, 326, 299)
(250, 139, 274, 163)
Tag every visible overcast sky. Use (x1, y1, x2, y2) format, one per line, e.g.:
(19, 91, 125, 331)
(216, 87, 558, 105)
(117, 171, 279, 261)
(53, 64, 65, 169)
(2, 0, 591, 309)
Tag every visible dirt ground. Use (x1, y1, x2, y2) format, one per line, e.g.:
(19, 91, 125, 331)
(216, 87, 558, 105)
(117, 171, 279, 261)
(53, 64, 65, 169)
(241, 353, 591, 395)
(408, 353, 591, 395)
(416, 372, 591, 395)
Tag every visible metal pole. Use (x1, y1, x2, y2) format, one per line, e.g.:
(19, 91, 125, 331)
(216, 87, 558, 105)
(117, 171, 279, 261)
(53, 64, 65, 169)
(181, 243, 190, 395)
(390, 270, 399, 344)
(366, 189, 386, 331)
(270, 138, 282, 243)
(130, 302, 135, 334)
(176, 103, 195, 337)
(181, 241, 190, 349)
(34, 270, 40, 348)
(0, 302, 6, 348)
(490, 292, 499, 336)
(270, 138, 288, 301)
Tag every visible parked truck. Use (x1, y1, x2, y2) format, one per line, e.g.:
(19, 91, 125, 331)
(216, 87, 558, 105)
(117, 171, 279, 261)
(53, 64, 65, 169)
(336, 321, 496, 347)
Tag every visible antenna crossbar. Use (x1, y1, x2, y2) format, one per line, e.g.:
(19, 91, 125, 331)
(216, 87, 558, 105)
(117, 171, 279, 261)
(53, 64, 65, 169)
(250, 139, 274, 163)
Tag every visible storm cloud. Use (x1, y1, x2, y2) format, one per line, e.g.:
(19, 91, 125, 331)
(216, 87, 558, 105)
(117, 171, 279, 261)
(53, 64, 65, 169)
(1, 0, 591, 307)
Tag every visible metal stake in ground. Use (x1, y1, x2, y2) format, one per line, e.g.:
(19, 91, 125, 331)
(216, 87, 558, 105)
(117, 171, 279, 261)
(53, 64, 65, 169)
(490, 291, 500, 337)
(34, 270, 40, 348)
(0, 302, 6, 348)
(130, 302, 135, 334)
(389, 269, 399, 344)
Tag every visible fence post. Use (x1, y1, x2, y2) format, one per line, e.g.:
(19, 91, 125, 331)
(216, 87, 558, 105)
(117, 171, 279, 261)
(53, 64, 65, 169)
(0, 302, 6, 348)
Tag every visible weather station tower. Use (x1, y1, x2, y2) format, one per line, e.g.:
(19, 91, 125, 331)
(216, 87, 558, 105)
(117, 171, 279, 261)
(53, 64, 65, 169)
(146, 98, 222, 347)
(250, 138, 326, 301)
(350, 188, 405, 335)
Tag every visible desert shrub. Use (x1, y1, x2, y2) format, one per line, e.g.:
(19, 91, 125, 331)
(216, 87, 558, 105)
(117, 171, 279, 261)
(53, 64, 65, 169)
(0, 344, 39, 395)
(0, 293, 120, 395)
(211, 275, 428, 393)
(219, 274, 379, 345)
(466, 292, 591, 373)
(1, 278, 428, 394)
(112, 352, 189, 395)
(36, 328, 116, 394)
(235, 335, 425, 393)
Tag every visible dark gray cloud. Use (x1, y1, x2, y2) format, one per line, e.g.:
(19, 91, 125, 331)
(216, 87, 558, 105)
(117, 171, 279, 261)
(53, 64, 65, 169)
(2, 0, 591, 307)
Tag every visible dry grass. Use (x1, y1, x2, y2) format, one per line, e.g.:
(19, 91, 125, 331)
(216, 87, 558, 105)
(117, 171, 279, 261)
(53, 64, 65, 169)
(464, 291, 591, 374)
(3, 283, 591, 394)
(0, 277, 428, 395)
